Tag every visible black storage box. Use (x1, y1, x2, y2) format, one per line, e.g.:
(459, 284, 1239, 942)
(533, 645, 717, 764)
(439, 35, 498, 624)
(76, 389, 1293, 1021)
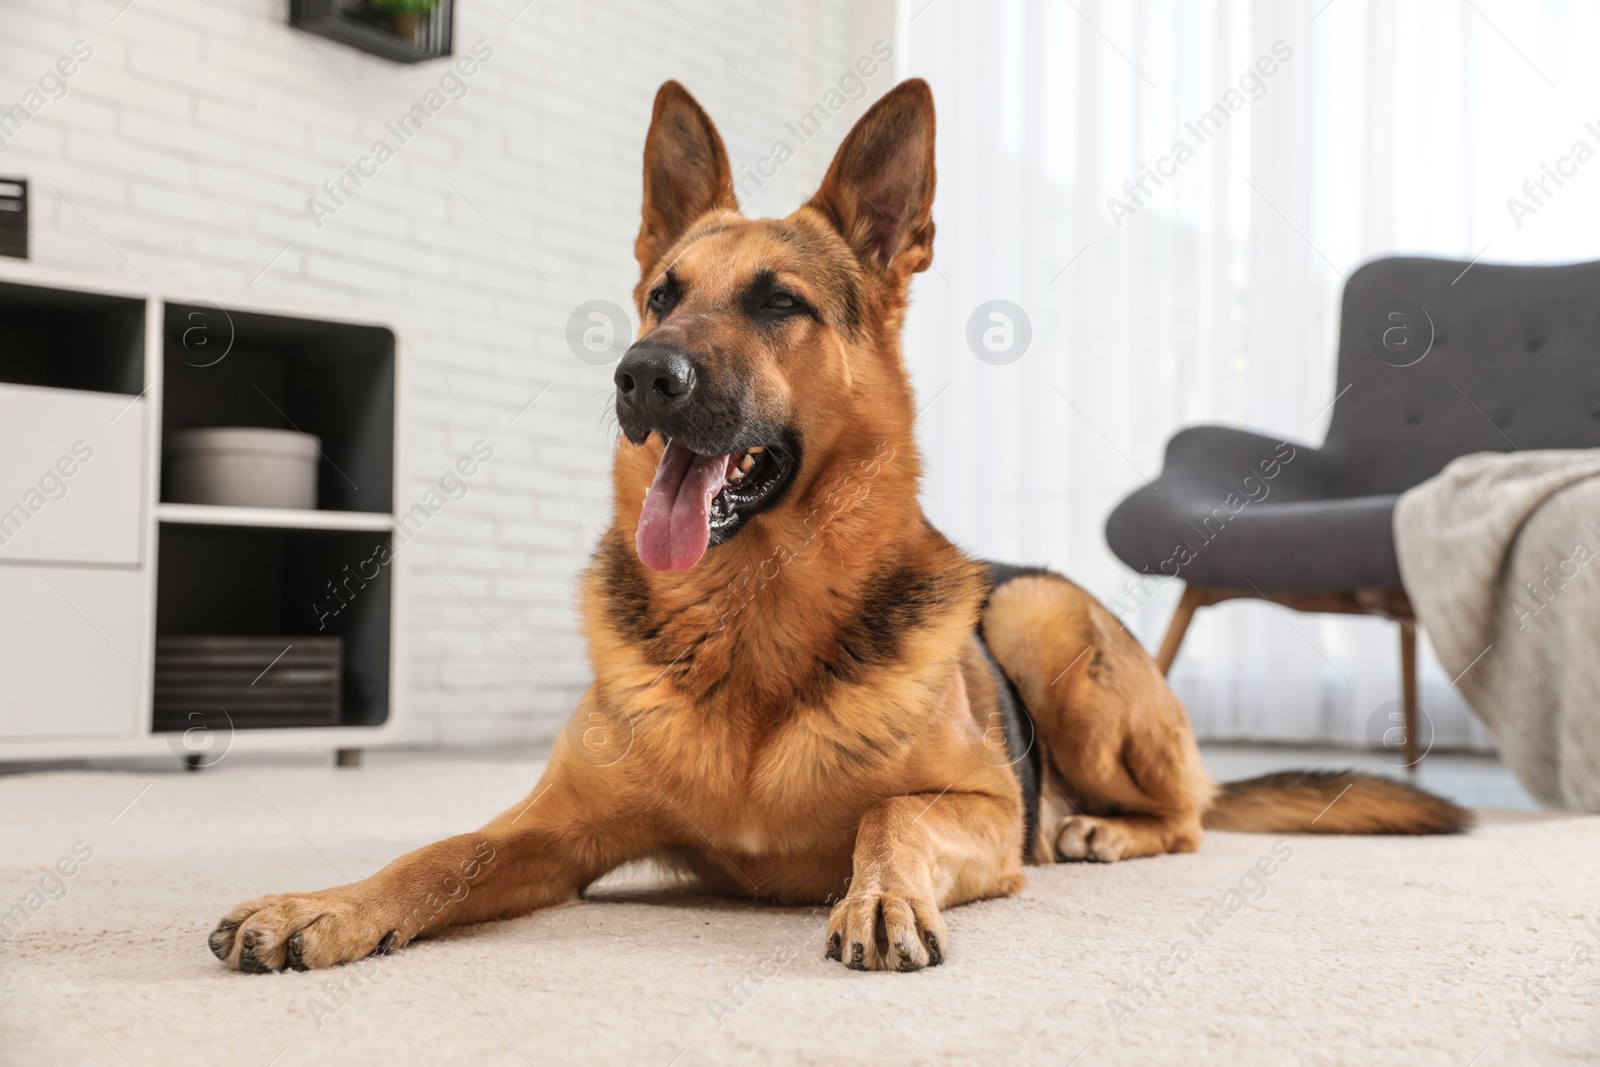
(154, 636, 342, 730)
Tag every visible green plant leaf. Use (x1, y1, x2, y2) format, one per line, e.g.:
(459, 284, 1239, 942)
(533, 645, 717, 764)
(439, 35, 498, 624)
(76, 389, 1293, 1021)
(369, 0, 439, 16)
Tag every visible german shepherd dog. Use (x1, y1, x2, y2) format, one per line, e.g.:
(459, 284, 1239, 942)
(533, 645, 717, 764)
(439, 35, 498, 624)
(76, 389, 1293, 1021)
(210, 79, 1468, 974)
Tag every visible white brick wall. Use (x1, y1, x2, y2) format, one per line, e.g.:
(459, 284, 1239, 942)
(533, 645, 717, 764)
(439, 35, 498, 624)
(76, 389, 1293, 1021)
(0, 0, 896, 745)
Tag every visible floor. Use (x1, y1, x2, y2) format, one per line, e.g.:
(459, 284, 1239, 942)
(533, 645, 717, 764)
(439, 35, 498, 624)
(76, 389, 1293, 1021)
(0, 740, 1543, 811)
(2, 744, 1593, 1066)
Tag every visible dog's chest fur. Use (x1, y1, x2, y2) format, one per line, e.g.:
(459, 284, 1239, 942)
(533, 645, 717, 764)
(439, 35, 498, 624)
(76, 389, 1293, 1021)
(580, 527, 998, 885)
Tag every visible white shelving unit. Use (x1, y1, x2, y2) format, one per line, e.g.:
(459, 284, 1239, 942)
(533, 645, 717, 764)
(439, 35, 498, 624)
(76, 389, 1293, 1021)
(0, 260, 406, 763)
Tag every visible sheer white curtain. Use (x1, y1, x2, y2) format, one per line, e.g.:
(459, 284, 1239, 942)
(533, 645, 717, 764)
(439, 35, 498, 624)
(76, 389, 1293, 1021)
(898, 0, 1600, 747)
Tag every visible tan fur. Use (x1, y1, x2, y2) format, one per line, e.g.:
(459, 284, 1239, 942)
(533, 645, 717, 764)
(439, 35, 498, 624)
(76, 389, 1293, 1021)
(1204, 771, 1472, 834)
(980, 575, 1214, 864)
(208, 79, 1468, 976)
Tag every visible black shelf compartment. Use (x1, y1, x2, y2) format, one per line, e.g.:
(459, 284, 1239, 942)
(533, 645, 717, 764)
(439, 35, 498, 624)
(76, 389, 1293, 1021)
(154, 522, 393, 729)
(0, 279, 144, 395)
(161, 304, 394, 514)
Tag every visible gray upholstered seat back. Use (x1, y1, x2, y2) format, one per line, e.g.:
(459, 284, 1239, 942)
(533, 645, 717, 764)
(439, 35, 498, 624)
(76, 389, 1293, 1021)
(1323, 256, 1600, 497)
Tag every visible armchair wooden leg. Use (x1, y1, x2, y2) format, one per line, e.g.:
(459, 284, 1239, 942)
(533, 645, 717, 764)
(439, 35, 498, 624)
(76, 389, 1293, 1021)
(1157, 585, 1208, 676)
(1399, 620, 1420, 771)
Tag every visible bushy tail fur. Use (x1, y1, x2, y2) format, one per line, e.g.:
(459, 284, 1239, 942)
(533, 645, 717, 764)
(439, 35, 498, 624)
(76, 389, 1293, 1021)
(1202, 770, 1472, 835)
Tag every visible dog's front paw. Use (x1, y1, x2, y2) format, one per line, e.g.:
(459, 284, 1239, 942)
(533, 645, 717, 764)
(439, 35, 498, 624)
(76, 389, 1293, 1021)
(209, 891, 401, 973)
(825, 888, 946, 972)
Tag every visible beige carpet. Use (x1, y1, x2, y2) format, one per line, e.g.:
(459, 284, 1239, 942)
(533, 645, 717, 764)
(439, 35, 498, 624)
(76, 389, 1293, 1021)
(2, 755, 1598, 1066)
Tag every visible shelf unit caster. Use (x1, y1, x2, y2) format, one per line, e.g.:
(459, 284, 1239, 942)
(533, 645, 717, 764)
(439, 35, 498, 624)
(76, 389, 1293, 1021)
(336, 748, 363, 768)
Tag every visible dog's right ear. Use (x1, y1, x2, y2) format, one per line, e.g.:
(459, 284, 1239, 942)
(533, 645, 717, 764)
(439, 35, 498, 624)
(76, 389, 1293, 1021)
(807, 79, 936, 280)
(635, 81, 738, 279)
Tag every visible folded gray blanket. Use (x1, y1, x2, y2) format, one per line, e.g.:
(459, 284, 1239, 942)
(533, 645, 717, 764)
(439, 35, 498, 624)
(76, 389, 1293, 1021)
(1395, 450, 1600, 811)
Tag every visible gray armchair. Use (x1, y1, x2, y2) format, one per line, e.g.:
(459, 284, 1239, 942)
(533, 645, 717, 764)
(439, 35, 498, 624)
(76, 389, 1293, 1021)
(1106, 255, 1600, 764)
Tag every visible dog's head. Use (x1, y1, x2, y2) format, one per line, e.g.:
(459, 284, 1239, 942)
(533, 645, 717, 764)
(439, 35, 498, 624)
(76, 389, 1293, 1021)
(614, 78, 936, 572)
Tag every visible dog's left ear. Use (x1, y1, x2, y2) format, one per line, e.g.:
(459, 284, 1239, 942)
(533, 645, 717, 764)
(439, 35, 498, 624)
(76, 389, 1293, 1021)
(807, 79, 936, 278)
(635, 81, 738, 278)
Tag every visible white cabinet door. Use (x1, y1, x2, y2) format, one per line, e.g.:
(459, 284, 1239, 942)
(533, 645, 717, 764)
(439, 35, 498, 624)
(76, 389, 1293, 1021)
(0, 565, 144, 738)
(0, 383, 145, 565)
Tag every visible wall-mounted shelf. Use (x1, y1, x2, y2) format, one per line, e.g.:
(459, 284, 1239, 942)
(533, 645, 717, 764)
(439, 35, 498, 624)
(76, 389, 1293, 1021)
(0, 260, 405, 762)
(289, 0, 453, 64)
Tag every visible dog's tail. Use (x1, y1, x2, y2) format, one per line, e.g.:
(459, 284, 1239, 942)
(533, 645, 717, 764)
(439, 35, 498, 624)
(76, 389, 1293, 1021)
(1201, 770, 1472, 835)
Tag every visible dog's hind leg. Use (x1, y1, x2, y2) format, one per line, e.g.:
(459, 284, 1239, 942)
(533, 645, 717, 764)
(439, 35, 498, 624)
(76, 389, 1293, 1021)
(980, 571, 1214, 863)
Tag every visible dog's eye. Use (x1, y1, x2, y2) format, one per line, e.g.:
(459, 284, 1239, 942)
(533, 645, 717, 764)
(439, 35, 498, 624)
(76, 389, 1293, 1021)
(648, 287, 671, 312)
(741, 276, 810, 322)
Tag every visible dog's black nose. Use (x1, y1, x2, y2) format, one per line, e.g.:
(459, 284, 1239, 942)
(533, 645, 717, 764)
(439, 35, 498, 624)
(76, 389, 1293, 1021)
(615, 344, 696, 413)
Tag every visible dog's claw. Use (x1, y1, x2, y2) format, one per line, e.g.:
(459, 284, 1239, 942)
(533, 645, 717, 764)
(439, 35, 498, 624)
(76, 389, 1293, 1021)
(923, 931, 943, 967)
(825, 932, 842, 961)
(370, 930, 399, 957)
(237, 931, 269, 974)
(848, 942, 866, 970)
(208, 919, 238, 962)
(284, 933, 308, 971)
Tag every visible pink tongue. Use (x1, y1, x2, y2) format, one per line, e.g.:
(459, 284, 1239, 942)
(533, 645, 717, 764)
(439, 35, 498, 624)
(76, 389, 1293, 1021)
(636, 440, 736, 571)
